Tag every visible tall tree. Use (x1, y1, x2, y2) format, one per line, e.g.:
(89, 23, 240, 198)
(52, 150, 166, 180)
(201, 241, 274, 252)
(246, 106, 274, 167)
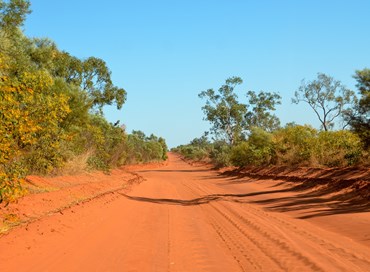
(0, 0, 33, 77)
(245, 90, 281, 131)
(199, 77, 247, 145)
(199, 77, 281, 145)
(80, 57, 126, 111)
(292, 73, 356, 131)
(0, 0, 30, 32)
(354, 68, 370, 115)
(27, 40, 127, 112)
(348, 68, 370, 148)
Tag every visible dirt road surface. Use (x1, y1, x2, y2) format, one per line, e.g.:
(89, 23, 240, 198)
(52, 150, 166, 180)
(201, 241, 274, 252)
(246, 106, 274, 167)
(1, 154, 370, 271)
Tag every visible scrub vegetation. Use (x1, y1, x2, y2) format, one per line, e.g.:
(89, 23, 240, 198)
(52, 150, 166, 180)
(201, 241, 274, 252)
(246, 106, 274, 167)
(0, 1, 167, 202)
(173, 74, 369, 168)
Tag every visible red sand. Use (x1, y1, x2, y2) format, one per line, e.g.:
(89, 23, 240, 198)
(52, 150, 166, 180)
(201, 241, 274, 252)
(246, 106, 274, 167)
(0, 153, 369, 271)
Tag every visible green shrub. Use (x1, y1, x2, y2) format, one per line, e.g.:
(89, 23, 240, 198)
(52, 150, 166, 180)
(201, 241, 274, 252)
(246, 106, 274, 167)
(121, 131, 168, 164)
(210, 141, 232, 168)
(272, 125, 363, 167)
(230, 142, 251, 167)
(0, 161, 27, 203)
(176, 146, 208, 161)
(313, 130, 363, 167)
(272, 125, 317, 165)
(230, 128, 274, 167)
(231, 142, 272, 167)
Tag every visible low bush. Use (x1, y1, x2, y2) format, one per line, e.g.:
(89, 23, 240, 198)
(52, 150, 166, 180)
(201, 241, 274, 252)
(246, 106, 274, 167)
(209, 141, 232, 168)
(122, 131, 168, 164)
(272, 125, 317, 166)
(313, 130, 363, 167)
(231, 128, 274, 166)
(176, 125, 364, 169)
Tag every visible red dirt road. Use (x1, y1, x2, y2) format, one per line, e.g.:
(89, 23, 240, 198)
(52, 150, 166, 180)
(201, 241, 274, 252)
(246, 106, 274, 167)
(1, 154, 370, 271)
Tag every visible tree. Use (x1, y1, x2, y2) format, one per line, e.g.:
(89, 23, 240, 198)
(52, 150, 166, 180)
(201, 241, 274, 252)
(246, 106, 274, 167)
(0, 0, 133, 201)
(0, 1, 33, 77)
(0, 0, 30, 32)
(245, 90, 281, 131)
(199, 77, 247, 145)
(28, 42, 127, 112)
(292, 73, 356, 131)
(348, 68, 370, 148)
(80, 57, 126, 111)
(132, 130, 146, 141)
(158, 137, 168, 160)
(190, 133, 211, 148)
(199, 77, 281, 145)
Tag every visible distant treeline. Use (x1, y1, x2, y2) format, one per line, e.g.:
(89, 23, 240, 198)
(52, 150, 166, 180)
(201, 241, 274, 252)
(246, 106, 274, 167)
(173, 74, 369, 168)
(0, 1, 167, 202)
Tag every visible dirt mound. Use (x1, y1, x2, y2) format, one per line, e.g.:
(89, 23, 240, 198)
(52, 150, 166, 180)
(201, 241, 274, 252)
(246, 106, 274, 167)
(0, 167, 147, 234)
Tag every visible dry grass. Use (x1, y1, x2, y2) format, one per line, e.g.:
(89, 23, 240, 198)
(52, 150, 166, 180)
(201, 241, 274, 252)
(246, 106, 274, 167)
(0, 213, 22, 234)
(358, 150, 370, 167)
(55, 150, 94, 175)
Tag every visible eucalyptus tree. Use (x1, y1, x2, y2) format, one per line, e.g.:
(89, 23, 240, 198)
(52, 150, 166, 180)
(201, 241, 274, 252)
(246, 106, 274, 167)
(245, 90, 281, 132)
(199, 76, 281, 145)
(199, 77, 247, 145)
(293, 73, 356, 131)
(348, 69, 370, 148)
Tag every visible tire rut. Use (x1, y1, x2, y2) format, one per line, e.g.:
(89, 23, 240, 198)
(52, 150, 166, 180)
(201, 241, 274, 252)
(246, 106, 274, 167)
(181, 178, 370, 271)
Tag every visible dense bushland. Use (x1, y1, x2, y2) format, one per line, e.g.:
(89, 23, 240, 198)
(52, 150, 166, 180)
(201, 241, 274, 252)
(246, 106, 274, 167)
(174, 73, 369, 168)
(0, 1, 167, 202)
(174, 125, 366, 168)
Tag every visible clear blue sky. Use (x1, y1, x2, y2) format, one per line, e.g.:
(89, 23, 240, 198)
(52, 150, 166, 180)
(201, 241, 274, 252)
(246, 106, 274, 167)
(24, 0, 370, 148)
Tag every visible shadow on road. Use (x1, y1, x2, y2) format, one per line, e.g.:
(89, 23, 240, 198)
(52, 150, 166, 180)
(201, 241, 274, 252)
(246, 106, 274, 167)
(215, 169, 370, 219)
(136, 169, 210, 173)
(120, 167, 370, 219)
(118, 189, 289, 206)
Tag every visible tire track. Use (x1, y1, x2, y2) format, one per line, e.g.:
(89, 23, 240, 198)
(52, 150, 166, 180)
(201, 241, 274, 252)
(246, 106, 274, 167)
(231, 200, 370, 270)
(209, 204, 323, 271)
(181, 177, 370, 271)
(167, 179, 219, 272)
(181, 181, 285, 271)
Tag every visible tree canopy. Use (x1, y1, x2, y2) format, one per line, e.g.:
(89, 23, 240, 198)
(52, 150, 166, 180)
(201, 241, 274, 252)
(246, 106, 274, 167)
(199, 77, 281, 145)
(245, 90, 281, 132)
(199, 77, 247, 145)
(0, 0, 167, 202)
(292, 73, 356, 131)
(347, 69, 370, 148)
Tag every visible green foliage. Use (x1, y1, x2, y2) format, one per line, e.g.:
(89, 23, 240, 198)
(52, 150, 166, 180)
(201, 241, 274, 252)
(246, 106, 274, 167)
(0, 3, 168, 202)
(347, 68, 370, 149)
(0, 0, 30, 32)
(80, 57, 127, 112)
(122, 131, 168, 164)
(231, 127, 274, 167)
(0, 69, 71, 174)
(199, 77, 247, 145)
(172, 134, 212, 162)
(174, 145, 209, 161)
(158, 137, 168, 160)
(293, 73, 357, 131)
(272, 125, 362, 167)
(179, 125, 363, 168)
(28, 39, 127, 112)
(245, 91, 281, 131)
(209, 141, 232, 168)
(0, 161, 25, 203)
(313, 130, 363, 167)
(199, 77, 281, 145)
(273, 125, 317, 165)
